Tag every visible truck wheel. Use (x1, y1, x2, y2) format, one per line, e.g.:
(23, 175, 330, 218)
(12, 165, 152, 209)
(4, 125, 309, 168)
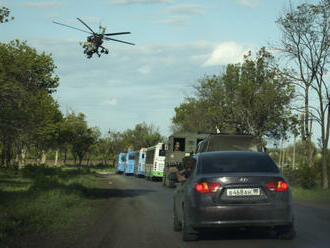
(182, 208, 199, 241)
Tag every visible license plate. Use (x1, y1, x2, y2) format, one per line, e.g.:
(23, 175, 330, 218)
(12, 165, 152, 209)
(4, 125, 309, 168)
(227, 188, 260, 196)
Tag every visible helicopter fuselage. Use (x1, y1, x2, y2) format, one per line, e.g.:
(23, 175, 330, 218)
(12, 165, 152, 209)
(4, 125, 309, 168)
(88, 34, 103, 46)
(53, 18, 134, 58)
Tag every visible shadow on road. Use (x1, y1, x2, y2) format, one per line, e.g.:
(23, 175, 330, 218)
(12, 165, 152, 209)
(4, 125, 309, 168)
(198, 227, 277, 241)
(82, 187, 157, 199)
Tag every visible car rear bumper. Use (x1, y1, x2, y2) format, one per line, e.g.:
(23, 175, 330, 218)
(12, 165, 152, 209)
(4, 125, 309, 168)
(190, 203, 293, 229)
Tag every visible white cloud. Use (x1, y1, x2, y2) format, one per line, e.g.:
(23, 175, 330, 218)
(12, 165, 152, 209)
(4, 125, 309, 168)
(0, 1, 9, 6)
(138, 65, 151, 74)
(79, 17, 102, 25)
(203, 42, 249, 66)
(164, 4, 205, 15)
(102, 99, 118, 105)
(154, 15, 190, 26)
(235, 0, 259, 8)
(22, 1, 65, 9)
(105, 0, 173, 5)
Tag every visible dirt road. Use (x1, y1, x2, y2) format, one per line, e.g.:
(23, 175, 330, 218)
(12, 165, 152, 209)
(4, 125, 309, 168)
(15, 173, 330, 248)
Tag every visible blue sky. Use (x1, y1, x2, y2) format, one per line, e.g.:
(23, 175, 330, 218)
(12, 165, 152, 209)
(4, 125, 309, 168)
(1, 0, 318, 141)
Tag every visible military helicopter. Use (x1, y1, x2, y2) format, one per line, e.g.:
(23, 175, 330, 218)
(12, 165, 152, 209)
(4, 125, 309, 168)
(53, 18, 135, 58)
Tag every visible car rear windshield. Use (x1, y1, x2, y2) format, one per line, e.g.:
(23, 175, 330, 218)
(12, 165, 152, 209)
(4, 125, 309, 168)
(198, 153, 279, 174)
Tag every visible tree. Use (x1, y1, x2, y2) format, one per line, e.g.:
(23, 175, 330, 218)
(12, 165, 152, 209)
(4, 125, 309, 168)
(172, 48, 296, 145)
(121, 122, 164, 150)
(172, 98, 215, 132)
(0, 40, 60, 167)
(276, 0, 329, 188)
(98, 131, 124, 166)
(62, 113, 97, 167)
(26, 92, 63, 164)
(0, 6, 14, 23)
(85, 127, 101, 166)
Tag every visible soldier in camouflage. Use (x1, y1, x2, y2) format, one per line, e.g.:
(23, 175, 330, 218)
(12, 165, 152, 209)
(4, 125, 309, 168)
(176, 155, 195, 182)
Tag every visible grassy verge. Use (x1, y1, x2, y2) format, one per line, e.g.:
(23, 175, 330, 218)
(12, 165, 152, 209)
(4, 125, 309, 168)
(0, 165, 109, 246)
(89, 167, 115, 173)
(291, 186, 330, 203)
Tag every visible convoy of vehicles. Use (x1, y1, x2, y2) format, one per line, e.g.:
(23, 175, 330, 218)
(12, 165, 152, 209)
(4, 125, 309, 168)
(114, 132, 294, 242)
(116, 133, 264, 180)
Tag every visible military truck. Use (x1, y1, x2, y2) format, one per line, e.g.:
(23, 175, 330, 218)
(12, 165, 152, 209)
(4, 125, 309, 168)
(162, 132, 209, 187)
(196, 134, 264, 153)
(164, 133, 264, 187)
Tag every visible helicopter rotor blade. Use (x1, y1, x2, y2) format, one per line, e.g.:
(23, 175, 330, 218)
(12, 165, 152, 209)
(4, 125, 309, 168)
(104, 37, 135, 45)
(53, 21, 92, 34)
(105, 32, 131, 36)
(77, 18, 96, 34)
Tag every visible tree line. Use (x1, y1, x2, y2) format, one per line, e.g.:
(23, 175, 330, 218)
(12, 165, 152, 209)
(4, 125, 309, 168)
(171, 0, 329, 189)
(0, 10, 163, 168)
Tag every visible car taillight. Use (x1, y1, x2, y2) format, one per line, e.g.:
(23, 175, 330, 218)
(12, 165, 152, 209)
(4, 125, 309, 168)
(195, 182, 221, 193)
(266, 181, 289, 192)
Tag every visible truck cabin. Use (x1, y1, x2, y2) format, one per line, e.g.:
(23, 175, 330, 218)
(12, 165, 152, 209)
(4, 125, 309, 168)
(168, 134, 209, 154)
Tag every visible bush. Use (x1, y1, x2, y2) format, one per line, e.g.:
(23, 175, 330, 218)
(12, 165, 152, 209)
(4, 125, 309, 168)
(283, 161, 319, 189)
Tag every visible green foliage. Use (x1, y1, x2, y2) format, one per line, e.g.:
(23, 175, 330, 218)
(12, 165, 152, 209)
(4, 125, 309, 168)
(121, 122, 164, 150)
(0, 6, 14, 23)
(0, 40, 61, 167)
(284, 164, 319, 189)
(0, 40, 59, 93)
(276, 0, 330, 189)
(291, 186, 330, 203)
(172, 48, 295, 142)
(57, 112, 99, 166)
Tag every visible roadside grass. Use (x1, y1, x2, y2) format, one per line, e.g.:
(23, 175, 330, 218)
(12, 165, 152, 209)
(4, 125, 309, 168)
(89, 167, 115, 173)
(291, 186, 330, 203)
(0, 165, 109, 246)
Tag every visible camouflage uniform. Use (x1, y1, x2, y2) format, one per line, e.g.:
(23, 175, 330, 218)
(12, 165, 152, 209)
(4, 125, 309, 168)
(175, 156, 195, 182)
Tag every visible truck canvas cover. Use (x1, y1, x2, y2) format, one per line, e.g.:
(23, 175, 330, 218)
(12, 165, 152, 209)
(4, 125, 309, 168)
(197, 135, 262, 153)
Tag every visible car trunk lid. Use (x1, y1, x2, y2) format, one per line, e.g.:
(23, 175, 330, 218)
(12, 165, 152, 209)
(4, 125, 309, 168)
(194, 173, 287, 204)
